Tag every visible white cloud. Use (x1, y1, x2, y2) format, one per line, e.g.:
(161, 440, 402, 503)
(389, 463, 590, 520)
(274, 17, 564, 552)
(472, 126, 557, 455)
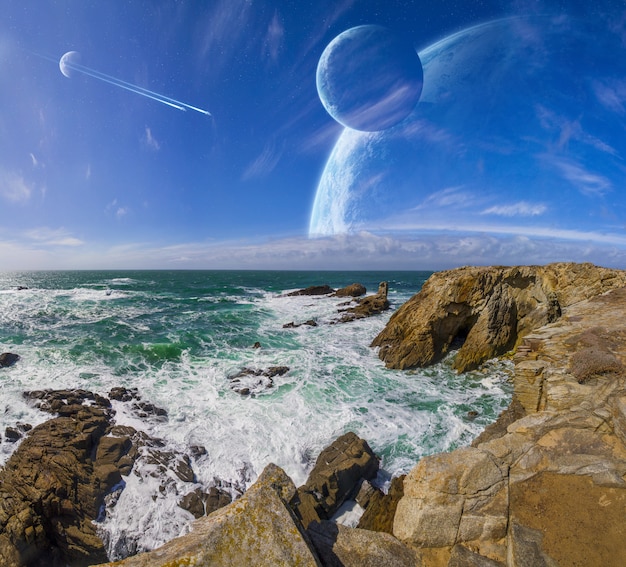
(552, 159, 612, 196)
(24, 227, 84, 247)
(264, 10, 284, 62)
(0, 168, 32, 203)
(144, 127, 161, 151)
(116, 207, 129, 219)
(0, 229, 624, 271)
(242, 140, 282, 180)
(481, 201, 547, 217)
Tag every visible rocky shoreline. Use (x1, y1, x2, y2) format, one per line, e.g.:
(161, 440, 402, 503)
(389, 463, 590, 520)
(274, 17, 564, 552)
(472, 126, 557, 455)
(1, 262, 625, 566)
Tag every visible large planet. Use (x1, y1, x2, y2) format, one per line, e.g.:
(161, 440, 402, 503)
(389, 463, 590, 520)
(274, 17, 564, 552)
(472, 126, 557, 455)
(310, 17, 626, 243)
(316, 25, 423, 132)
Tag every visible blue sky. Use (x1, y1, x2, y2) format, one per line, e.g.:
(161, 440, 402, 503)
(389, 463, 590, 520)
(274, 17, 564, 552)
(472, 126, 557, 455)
(1, 0, 625, 270)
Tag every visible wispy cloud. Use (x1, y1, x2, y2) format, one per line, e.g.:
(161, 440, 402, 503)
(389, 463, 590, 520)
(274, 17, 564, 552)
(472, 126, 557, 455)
(592, 78, 626, 116)
(24, 227, 84, 247)
(414, 186, 473, 210)
(1, 229, 625, 271)
(481, 201, 547, 217)
(552, 158, 612, 196)
(144, 127, 161, 151)
(0, 168, 32, 203)
(106, 198, 130, 220)
(536, 104, 618, 156)
(264, 10, 284, 62)
(241, 139, 283, 180)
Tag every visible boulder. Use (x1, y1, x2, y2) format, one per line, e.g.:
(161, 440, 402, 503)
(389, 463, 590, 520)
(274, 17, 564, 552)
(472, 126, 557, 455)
(307, 521, 419, 567)
(333, 283, 367, 298)
(97, 464, 322, 567)
(0, 352, 20, 367)
(357, 475, 405, 534)
(293, 432, 380, 528)
(371, 263, 626, 372)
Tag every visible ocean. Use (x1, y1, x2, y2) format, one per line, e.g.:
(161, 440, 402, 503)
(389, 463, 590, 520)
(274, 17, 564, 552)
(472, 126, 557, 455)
(0, 270, 512, 557)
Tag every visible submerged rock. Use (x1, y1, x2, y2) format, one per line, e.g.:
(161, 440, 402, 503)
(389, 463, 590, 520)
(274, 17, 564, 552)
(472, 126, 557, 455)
(372, 263, 626, 372)
(0, 352, 20, 368)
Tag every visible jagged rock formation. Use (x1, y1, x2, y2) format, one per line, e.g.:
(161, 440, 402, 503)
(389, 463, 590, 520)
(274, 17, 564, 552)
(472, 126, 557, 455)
(372, 263, 626, 372)
(99, 464, 322, 567)
(392, 285, 626, 566)
(338, 281, 390, 323)
(293, 432, 380, 528)
(0, 389, 230, 567)
(285, 284, 335, 296)
(97, 433, 417, 567)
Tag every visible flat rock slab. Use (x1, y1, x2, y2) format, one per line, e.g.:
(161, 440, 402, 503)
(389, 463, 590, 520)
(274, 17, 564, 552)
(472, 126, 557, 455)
(510, 472, 626, 566)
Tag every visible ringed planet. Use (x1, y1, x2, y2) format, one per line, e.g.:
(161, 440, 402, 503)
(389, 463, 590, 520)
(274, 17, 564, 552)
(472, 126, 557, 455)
(58, 50, 211, 115)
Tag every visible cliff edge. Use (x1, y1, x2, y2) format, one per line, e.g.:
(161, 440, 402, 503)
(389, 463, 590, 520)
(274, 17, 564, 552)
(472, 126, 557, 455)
(371, 262, 626, 373)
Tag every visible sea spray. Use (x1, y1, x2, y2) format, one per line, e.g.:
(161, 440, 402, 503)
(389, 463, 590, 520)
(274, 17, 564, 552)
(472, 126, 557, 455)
(0, 270, 512, 558)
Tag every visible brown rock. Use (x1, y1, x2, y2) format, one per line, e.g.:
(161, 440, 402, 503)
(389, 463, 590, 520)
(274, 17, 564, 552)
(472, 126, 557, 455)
(357, 475, 405, 534)
(371, 263, 626, 372)
(338, 282, 390, 323)
(333, 283, 367, 298)
(98, 464, 321, 567)
(293, 432, 380, 528)
(307, 521, 419, 567)
(285, 284, 334, 296)
(179, 487, 232, 519)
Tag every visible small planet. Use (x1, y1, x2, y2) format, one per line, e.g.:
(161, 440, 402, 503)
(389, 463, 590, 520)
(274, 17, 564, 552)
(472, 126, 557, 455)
(316, 25, 423, 132)
(310, 16, 626, 240)
(59, 51, 80, 78)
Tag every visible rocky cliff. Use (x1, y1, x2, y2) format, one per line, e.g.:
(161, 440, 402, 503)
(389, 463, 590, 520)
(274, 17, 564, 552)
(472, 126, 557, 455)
(392, 283, 626, 566)
(371, 263, 626, 373)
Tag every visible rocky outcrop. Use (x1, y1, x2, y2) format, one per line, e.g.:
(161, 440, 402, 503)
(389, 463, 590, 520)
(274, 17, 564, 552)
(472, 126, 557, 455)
(333, 283, 367, 298)
(338, 282, 390, 323)
(293, 432, 380, 528)
(0, 389, 230, 567)
(372, 263, 626, 372)
(285, 284, 335, 296)
(99, 463, 322, 567)
(0, 392, 116, 567)
(391, 285, 626, 566)
(97, 435, 416, 567)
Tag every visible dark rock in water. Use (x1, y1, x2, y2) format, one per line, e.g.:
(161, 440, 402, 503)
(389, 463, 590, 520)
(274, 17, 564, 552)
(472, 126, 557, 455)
(253, 341, 261, 348)
(283, 319, 318, 328)
(132, 401, 168, 420)
(337, 282, 390, 323)
(293, 431, 379, 528)
(357, 475, 405, 534)
(0, 352, 20, 368)
(16, 286, 28, 291)
(109, 386, 140, 402)
(179, 486, 233, 519)
(285, 284, 335, 296)
(332, 283, 367, 298)
(4, 427, 21, 443)
(228, 366, 290, 396)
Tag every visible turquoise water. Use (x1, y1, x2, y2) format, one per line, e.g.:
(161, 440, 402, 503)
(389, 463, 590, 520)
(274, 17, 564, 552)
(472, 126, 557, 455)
(0, 270, 512, 555)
